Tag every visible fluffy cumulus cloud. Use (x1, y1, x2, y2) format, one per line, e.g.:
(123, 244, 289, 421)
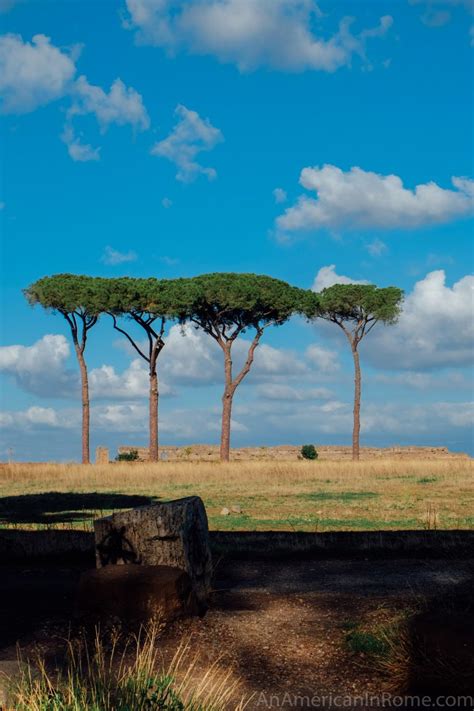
(310, 265, 474, 371)
(0, 33, 150, 161)
(245, 342, 307, 378)
(312, 264, 369, 292)
(410, 0, 474, 30)
(0, 334, 77, 397)
(1, 396, 472, 460)
(151, 105, 223, 182)
(373, 370, 470, 390)
(367, 238, 388, 257)
(116, 324, 321, 387)
(276, 165, 474, 235)
(157, 325, 307, 385)
(0, 406, 65, 429)
(366, 270, 474, 370)
(89, 359, 173, 399)
(273, 187, 287, 203)
(61, 75, 150, 162)
(159, 325, 222, 384)
(69, 75, 150, 131)
(101, 245, 137, 265)
(234, 397, 474, 442)
(0, 33, 77, 113)
(124, 0, 392, 73)
(256, 383, 333, 401)
(305, 344, 340, 373)
(61, 124, 100, 162)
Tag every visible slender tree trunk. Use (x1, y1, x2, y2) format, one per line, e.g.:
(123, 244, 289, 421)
(75, 347, 90, 465)
(149, 368, 159, 462)
(352, 346, 361, 461)
(220, 387, 234, 462)
(220, 345, 233, 462)
(217, 332, 262, 462)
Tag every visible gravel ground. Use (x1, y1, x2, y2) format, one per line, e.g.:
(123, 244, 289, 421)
(1, 557, 472, 709)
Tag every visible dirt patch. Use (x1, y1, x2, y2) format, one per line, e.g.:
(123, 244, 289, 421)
(1, 558, 472, 708)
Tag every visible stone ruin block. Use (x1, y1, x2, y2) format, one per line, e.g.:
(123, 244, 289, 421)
(93, 496, 212, 606)
(95, 446, 110, 465)
(77, 565, 199, 624)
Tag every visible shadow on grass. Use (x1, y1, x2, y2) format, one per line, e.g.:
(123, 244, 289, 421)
(0, 492, 158, 525)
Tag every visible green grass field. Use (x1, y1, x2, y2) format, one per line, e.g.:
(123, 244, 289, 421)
(1, 458, 472, 532)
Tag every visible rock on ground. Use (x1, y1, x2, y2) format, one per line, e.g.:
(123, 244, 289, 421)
(76, 565, 199, 624)
(94, 496, 212, 605)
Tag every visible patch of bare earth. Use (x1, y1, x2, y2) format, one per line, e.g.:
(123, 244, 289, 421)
(0, 558, 472, 709)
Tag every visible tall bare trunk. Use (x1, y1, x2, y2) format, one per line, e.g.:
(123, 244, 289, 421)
(76, 347, 90, 465)
(220, 346, 233, 462)
(220, 388, 233, 462)
(149, 368, 159, 462)
(352, 346, 361, 461)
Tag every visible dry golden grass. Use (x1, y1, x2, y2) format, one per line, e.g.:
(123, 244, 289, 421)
(11, 624, 249, 710)
(0, 458, 472, 531)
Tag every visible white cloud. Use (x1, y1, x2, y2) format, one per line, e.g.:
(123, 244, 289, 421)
(373, 370, 470, 390)
(124, 0, 392, 73)
(92, 403, 147, 432)
(89, 359, 173, 399)
(93, 403, 220, 436)
(305, 344, 340, 373)
(246, 396, 473, 441)
(159, 324, 308, 385)
(367, 270, 474, 370)
(361, 401, 474, 434)
(256, 383, 332, 401)
(69, 75, 150, 131)
(160, 325, 221, 384)
(61, 124, 100, 162)
(411, 0, 474, 30)
(0, 33, 77, 113)
(436, 401, 473, 428)
(0, 33, 151, 165)
(151, 104, 223, 182)
(245, 342, 307, 378)
(0, 201, 5, 210)
(159, 255, 179, 265)
(310, 266, 474, 371)
(367, 238, 388, 257)
(101, 245, 137, 265)
(162, 197, 173, 208)
(276, 165, 474, 235)
(60, 75, 150, 161)
(312, 264, 369, 292)
(0, 334, 178, 403)
(273, 187, 287, 204)
(0, 406, 65, 429)
(0, 334, 76, 397)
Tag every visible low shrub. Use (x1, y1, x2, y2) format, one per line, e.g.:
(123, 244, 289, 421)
(116, 449, 139, 462)
(301, 444, 318, 460)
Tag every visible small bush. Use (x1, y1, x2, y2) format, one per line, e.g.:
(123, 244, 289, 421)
(116, 449, 139, 462)
(301, 444, 318, 460)
(346, 629, 390, 656)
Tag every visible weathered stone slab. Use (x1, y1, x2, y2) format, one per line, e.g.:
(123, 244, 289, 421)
(76, 565, 199, 623)
(94, 496, 212, 604)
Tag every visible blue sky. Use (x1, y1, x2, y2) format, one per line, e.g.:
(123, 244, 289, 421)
(0, 0, 473, 461)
